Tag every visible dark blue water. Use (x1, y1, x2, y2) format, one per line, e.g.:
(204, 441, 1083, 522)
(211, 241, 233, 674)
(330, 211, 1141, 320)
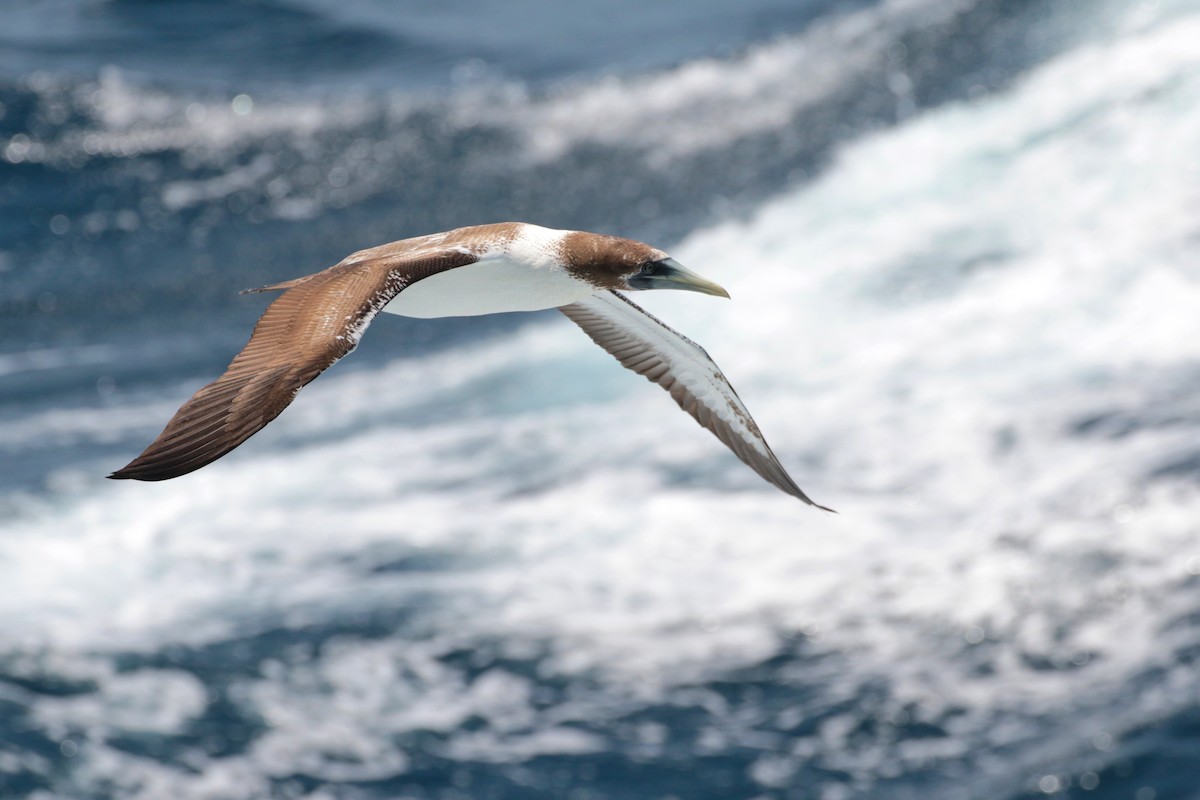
(4, 0, 1200, 798)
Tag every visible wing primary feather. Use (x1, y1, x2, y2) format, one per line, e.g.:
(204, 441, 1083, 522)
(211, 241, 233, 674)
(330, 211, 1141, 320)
(110, 247, 479, 481)
(560, 290, 833, 511)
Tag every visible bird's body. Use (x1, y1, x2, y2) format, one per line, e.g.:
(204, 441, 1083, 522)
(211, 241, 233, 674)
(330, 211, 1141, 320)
(380, 223, 596, 318)
(110, 222, 831, 510)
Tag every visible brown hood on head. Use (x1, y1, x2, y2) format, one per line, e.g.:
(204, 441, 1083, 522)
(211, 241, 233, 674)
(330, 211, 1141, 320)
(557, 231, 667, 290)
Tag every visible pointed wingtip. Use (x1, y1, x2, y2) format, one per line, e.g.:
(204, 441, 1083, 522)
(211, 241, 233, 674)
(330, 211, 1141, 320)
(793, 488, 836, 513)
(108, 461, 158, 480)
(782, 477, 835, 513)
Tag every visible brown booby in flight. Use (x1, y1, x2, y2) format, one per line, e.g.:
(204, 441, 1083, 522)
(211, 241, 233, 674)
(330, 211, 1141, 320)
(109, 223, 831, 510)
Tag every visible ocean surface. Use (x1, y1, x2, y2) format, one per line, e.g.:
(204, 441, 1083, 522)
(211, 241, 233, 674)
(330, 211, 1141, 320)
(2, 0, 1200, 797)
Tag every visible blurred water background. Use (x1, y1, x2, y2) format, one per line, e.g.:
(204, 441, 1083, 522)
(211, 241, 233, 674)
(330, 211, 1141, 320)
(3, 0, 1200, 798)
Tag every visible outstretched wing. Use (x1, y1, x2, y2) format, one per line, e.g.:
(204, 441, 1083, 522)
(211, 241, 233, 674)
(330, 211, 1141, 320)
(109, 248, 477, 481)
(560, 291, 831, 510)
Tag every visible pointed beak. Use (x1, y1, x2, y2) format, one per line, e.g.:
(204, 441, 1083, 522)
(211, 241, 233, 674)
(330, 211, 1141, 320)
(628, 258, 731, 298)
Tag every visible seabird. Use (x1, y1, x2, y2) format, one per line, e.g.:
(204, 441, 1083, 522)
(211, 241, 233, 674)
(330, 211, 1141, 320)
(109, 222, 831, 510)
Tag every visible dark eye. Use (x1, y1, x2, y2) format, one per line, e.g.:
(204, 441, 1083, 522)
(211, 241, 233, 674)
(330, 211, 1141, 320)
(639, 261, 659, 275)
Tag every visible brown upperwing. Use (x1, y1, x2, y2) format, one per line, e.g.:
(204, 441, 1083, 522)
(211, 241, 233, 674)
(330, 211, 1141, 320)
(109, 247, 479, 481)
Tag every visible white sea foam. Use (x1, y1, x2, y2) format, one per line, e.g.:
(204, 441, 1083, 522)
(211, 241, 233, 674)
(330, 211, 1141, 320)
(457, 0, 946, 165)
(4, 4, 1200, 797)
(34, 669, 207, 738)
(2, 0, 1109, 227)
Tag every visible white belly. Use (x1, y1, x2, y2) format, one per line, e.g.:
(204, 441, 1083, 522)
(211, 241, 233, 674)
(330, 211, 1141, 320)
(383, 257, 596, 319)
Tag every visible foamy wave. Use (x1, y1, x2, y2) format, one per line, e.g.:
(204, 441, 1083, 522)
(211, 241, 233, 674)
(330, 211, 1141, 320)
(1, 0, 1099, 231)
(463, 0, 940, 165)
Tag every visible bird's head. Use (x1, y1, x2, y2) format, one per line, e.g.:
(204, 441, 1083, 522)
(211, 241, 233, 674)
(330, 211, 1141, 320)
(559, 231, 730, 298)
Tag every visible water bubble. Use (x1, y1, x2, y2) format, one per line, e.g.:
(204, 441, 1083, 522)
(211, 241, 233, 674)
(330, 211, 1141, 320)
(29, 70, 53, 91)
(60, 740, 78, 758)
(231, 94, 253, 115)
(1079, 772, 1100, 791)
(49, 214, 69, 235)
(5, 133, 30, 163)
(1092, 732, 1114, 751)
(1112, 504, 1133, 524)
(1038, 775, 1060, 794)
(328, 166, 349, 188)
(964, 625, 985, 644)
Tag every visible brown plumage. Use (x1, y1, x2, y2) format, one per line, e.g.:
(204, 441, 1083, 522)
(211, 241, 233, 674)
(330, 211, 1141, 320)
(109, 240, 482, 481)
(558, 230, 666, 290)
(110, 222, 830, 510)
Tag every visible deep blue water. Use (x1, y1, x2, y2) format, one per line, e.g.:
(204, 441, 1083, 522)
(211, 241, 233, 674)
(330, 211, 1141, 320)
(3, 0, 1200, 798)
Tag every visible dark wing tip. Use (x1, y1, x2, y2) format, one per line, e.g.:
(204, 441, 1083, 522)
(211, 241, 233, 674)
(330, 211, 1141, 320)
(107, 463, 141, 480)
(106, 460, 193, 481)
(784, 481, 836, 513)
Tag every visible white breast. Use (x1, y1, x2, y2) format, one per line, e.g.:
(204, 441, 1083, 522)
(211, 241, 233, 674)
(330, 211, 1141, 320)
(383, 254, 596, 319)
